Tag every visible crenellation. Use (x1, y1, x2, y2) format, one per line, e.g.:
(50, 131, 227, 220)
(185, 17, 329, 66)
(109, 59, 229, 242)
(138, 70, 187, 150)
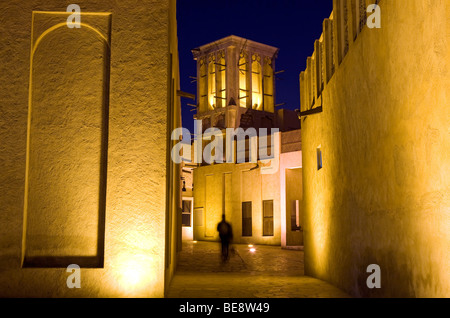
(306, 57, 312, 108)
(314, 40, 322, 99)
(312, 48, 316, 104)
(319, 40, 324, 94)
(323, 19, 333, 84)
(359, 0, 367, 33)
(343, 0, 349, 57)
(333, 0, 343, 66)
(301, 0, 381, 104)
(299, 71, 305, 112)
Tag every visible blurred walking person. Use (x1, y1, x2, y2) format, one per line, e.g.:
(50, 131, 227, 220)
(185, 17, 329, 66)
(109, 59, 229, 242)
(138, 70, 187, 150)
(217, 214, 233, 262)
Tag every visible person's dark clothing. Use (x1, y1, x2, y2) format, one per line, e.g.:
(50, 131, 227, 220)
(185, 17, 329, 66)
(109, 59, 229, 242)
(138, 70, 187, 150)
(217, 220, 233, 261)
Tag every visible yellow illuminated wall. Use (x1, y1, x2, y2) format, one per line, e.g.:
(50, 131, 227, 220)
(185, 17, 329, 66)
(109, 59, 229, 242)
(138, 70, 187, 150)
(165, 0, 182, 296)
(301, 0, 449, 297)
(193, 162, 282, 245)
(23, 12, 111, 267)
(193, 130, 302, 246)
(0, 0, 180, 297)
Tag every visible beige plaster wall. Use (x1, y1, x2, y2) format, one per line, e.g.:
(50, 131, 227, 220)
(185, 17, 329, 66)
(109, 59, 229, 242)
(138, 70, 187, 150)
(301, 0, 449, 297)
(0, 0, 179, 297)
(193, 162, 281, 245)
(164, 0, 182, 295)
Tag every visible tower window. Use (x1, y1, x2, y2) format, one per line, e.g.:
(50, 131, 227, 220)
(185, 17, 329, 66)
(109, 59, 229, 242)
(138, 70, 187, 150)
(208, 54, 216, 109)
(251, 54, 262, 110)
(217, 51, 226, 108)
(239, 51, 249, 108)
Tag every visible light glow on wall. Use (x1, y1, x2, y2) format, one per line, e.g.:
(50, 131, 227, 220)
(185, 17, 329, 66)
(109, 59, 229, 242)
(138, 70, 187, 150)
(307, 168, 331, 277)
(121, 260, 143, 287)
(112, 252, 158, 296)
(106, 204, 164, 297)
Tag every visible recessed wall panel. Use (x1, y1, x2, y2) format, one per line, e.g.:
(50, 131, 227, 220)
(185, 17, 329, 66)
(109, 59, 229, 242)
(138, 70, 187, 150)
(23, 12, 111, 267)
(205, 174, 221, 237)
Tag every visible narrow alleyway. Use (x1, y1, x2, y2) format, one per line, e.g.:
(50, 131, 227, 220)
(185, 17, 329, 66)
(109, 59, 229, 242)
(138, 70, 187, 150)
(167, 241, 350, 298)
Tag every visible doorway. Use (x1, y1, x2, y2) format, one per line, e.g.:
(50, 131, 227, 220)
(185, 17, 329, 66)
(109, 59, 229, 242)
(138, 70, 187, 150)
(285, 168, 303, 247)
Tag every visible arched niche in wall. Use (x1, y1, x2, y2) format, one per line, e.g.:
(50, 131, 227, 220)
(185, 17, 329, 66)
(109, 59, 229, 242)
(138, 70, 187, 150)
(23, 12, 111, 268)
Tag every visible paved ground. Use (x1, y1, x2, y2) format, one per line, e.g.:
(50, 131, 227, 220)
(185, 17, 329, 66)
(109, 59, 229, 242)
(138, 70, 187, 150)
(166, 241, 350, 298)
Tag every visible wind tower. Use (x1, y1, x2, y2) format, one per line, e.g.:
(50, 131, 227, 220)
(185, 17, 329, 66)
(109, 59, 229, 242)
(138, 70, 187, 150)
(192, 35, 279, 130)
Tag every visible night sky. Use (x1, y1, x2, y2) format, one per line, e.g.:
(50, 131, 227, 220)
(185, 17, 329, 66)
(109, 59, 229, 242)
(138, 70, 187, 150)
(177, 0, 333, 133)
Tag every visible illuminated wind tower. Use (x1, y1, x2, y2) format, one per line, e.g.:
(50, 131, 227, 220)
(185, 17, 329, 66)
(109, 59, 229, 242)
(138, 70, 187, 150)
(192, 35, 279, 130)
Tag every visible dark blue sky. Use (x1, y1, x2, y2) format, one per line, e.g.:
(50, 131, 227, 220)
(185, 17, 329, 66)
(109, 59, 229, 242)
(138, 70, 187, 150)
(177, 0, 333, 132)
